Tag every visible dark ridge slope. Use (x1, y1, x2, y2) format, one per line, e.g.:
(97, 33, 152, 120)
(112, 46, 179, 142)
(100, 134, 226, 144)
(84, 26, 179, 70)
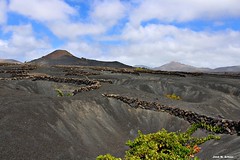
(213, 66, 240, 72)
(30, 49, 132, 68)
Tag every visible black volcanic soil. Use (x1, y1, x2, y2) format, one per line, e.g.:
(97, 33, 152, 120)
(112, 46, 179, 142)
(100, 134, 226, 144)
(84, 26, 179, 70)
(0, 64, 240, 160)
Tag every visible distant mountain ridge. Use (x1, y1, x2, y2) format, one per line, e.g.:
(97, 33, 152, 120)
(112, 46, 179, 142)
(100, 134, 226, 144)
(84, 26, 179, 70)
(0, 59, 22, 64)
(133, 65, 151, 69)
(213, 66, 240, 72)
(153, 61, 211, 72)
(30, 50, 132, 68)
(153, 61, 240, 73)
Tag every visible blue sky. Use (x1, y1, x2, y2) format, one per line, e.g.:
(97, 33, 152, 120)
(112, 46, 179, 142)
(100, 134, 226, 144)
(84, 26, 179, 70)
(0, 0, 240, 68)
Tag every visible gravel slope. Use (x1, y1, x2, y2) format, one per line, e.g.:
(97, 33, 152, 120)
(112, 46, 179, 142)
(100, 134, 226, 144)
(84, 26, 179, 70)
(0, 65, 239, 159)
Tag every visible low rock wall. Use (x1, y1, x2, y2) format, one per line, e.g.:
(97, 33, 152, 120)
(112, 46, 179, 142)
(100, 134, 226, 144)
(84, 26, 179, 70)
(0, 75, 101, 95)
(103, 94, 240, 135)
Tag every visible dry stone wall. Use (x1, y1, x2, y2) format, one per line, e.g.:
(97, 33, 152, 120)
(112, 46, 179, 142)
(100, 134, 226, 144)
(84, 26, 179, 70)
(103, 93, 240, 135)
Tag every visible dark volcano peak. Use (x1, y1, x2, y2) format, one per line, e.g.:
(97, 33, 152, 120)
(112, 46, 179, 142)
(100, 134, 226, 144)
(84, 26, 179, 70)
(29, 49, 132, 68)
(42, 50, 74, 59)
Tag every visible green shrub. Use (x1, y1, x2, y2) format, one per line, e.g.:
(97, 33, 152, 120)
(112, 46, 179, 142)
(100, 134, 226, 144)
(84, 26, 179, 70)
(55, 89, 64, 97)
(96, 154, 121, 160)
(134, 67, 148, 72)
(166, 93, 181, 100)
(66, 92, 74, 96)
(197, 122, 223, 133)
(97, 124, 220, 160)
(55, 89, 73, 97)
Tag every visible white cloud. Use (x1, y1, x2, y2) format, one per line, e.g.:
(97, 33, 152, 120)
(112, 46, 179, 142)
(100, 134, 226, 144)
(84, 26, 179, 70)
(46, 0, 128, 39)
(130, 0, 240, 25)
(0, 24, 51, 61)
(91, 0, 126, 26)
(9, 0, 76, 22)
(48, 21, 106, 39)
(49, 0, 127, 39)
(0, 39, 8, 50)
(0, 0, 7, 24)
(103, 24, 240, 68)
(63, 41, 102, 59)
(8, 0, 127, 39)
(8, 0, 108, 39)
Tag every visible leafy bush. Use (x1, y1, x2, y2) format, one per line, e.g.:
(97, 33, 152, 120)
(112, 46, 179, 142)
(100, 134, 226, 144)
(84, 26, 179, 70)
(55, 89, 73, 97)
(97, 154, 121, 160)
(97, 124, 220, 160)
(134, 67, 148, 72)
(166, 93, 181, 100)
(55, 89, 64, 97)
(198, 122, 223, 133)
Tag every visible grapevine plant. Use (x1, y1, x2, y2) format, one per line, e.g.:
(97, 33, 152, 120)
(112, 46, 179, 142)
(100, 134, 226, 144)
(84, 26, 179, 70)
(55, 89, 73, 97)
(97, 123, 220, 160)
(165, 93, 181, 100)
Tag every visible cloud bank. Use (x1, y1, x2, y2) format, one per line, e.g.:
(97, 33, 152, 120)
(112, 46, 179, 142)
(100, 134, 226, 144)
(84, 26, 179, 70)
(0, 0, 240, 68)
(0, 0, 7, 24)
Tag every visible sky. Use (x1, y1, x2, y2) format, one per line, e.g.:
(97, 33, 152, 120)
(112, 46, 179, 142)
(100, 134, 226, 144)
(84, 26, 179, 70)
(0, 0, 240, 68)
